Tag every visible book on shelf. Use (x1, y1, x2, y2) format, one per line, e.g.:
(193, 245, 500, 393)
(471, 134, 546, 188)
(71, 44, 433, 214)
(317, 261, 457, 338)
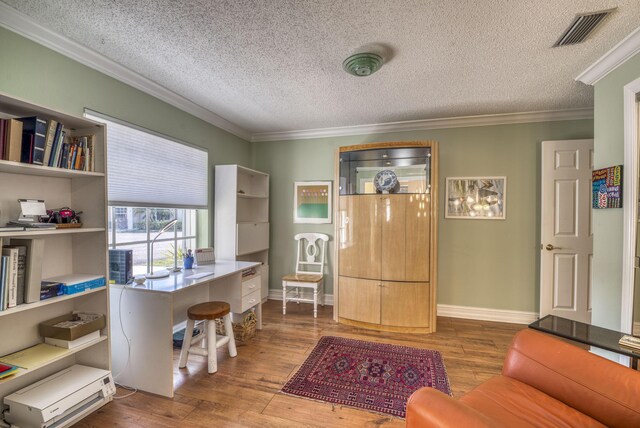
(50, 124, 64, 167)
(17, 116, 47, 165)
(3, 244, 26, 305)
(0, 226, 26, 233)
(43, 274, 105, 295)
(1, 247, 18, 309)
(10, 238, 44, 304)
(619, 334, 640, 351)
(42, 119, 57, 167)
(0, 255, 7, 311)
(3, 119, 23, 163)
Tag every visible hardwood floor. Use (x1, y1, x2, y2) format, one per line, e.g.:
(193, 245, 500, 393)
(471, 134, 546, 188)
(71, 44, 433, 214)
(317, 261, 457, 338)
(74, 300, 525, 427)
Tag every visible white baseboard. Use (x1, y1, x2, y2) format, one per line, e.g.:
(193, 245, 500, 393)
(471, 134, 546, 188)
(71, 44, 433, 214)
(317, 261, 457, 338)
(436, 304, 538, 325)
(269, 290, 537, 325)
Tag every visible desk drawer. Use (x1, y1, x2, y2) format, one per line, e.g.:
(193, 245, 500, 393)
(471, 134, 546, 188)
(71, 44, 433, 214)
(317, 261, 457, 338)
(242, 275, 261, 297)
(241, 289, 261, 312)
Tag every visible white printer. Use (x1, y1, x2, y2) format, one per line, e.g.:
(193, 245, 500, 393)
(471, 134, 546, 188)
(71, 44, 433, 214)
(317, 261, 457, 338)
(4, 365, 115, 428)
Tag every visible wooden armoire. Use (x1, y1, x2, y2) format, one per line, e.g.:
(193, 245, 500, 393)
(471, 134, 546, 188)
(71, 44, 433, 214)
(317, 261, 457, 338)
(334, 141, 438, 333)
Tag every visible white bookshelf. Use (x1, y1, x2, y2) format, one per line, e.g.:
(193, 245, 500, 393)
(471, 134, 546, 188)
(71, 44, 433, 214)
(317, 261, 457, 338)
(0, 93, 110, 405)
(215, 165, 270, 302)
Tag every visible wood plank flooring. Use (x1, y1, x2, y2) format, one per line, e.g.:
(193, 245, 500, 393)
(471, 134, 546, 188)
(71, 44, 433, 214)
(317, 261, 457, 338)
(74, 300, 525, 427)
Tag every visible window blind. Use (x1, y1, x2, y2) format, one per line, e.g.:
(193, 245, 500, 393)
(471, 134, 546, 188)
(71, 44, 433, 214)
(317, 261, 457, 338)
(85, 111, 208, 209)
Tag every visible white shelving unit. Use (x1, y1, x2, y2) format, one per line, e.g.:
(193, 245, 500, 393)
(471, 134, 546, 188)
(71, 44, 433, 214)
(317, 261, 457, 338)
(0, 93, 110, 405)
(215, 165, 270, 302)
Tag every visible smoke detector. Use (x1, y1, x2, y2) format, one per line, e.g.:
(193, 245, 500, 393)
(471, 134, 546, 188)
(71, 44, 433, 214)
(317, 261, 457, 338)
(343, 53, 383, 77)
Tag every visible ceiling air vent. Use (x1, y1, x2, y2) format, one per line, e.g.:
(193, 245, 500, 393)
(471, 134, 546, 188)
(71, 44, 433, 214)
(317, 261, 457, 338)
(553, 9, 615, 47)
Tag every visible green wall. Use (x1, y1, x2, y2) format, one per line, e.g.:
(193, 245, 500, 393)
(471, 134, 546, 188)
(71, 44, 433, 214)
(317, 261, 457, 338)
(592, 52, 640, 330)
(0, 27, 251, 243)
(253, 120, 593, 312)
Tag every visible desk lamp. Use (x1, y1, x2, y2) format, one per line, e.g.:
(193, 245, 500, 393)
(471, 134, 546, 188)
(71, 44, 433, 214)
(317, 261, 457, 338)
(146, 218, 178, 279)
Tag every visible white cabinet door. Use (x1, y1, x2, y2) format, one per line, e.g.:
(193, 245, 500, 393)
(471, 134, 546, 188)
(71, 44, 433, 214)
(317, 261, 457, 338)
(236, 222, 269, 255)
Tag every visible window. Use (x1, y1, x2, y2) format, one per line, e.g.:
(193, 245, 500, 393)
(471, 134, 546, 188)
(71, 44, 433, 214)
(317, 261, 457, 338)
(108, 207, 197, 271)
(85, 110, 209, 273)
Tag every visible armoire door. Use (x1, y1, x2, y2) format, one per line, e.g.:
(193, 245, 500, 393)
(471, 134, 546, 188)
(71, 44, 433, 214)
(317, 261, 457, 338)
(380, 281, 431, 327)
(381, 195, 406, 281)
(338, 276, 381, 324)
(339, 195, 381, 280)
(405, 193, 431, 281)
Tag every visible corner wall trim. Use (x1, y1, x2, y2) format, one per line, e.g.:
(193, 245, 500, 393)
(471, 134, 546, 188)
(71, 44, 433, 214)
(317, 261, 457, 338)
(0, 2, 251, 141)
(577, 25, 640, 85)
(268, 291, 538, 325)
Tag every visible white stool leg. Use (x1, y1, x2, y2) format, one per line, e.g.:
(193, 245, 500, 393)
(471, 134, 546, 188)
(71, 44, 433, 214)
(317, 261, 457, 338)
(320, 279, 325, 306)
(207, 319, 217, 374)
(178, 319, 195, 368)
(282, 281, 287, 315)
(223, 313, 237, 357)
(313, 286, 318, 318)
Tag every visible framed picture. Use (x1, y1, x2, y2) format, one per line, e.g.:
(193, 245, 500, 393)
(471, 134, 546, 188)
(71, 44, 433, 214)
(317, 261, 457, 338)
(294, 181, 332, 224)
(445, 176, 506, 219)
(592, 165, 622, 209)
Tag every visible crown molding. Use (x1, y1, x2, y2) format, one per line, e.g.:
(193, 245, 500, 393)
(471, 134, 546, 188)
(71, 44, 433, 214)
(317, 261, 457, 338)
(251, 108, 594, 142)
(576, 25, 640, 85)
(0, 2, 251, 141)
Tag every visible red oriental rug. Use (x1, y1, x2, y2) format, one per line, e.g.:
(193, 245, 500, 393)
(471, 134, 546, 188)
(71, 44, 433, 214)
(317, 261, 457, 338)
(281, 336, 451, 418)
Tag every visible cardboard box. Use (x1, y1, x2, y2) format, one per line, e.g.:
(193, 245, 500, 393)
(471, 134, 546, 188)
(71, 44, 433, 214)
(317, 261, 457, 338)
(38, 313, 105, 341)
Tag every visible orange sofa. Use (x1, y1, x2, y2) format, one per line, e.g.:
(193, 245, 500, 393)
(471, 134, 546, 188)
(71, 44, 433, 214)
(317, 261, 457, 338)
(407, 329, 640, 427)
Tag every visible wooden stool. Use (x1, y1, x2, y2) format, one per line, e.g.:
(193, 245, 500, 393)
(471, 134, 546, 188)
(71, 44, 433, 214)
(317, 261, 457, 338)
(178, 301, 237, 374)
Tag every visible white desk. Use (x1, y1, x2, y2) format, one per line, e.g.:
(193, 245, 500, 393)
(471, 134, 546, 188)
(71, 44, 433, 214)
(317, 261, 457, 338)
(109, 261, 261, 397)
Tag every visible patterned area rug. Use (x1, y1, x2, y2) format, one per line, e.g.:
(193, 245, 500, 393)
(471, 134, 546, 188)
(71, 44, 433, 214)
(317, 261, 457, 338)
(281, 336, 451, 418)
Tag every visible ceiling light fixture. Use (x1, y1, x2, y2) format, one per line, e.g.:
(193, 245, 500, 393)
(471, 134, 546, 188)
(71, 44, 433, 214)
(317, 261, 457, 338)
(343, 53, 383, 77)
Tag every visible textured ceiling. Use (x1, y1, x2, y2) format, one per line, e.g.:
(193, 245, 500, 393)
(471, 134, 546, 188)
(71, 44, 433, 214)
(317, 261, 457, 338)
(3, 0, 640, 136)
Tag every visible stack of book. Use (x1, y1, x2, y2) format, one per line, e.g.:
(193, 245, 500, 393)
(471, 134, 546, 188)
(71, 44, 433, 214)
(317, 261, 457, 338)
(0, 116, 96, 171)
(619, 335, 640, 351)
(0, 363, 18, 380)
(0, 237, 45, 310)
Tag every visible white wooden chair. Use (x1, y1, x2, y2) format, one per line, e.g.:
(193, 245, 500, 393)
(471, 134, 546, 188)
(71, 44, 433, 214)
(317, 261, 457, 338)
(282, 233, 329, 318)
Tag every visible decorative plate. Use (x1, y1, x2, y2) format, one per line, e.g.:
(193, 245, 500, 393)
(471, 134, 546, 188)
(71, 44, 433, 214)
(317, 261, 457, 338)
(374, 169, 398, 193)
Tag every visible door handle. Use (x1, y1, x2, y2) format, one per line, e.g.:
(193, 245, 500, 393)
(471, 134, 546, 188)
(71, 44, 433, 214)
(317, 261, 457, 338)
(545, 244, 562, 251)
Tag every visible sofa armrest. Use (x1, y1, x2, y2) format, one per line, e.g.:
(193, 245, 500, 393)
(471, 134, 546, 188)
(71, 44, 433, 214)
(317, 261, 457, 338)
(406, 388, 501, 428)
(503, 329, 640, 427)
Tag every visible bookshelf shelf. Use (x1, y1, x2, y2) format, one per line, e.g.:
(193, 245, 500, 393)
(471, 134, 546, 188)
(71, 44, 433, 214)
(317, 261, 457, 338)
(0, 228, 105, 238)
(0, 159, 105, 178)
(0, 287, 105, 318)
(0, 336, 108, 386)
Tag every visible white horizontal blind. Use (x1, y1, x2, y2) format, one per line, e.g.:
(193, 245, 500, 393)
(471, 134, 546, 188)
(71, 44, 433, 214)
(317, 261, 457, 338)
(86, 111, 208, 208)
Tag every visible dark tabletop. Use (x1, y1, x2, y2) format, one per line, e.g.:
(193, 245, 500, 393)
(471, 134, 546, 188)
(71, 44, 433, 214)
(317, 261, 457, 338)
(529, 314, 640, 360)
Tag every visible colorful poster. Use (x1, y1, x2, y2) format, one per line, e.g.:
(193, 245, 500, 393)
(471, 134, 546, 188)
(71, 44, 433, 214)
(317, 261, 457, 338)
(592, 165, 622, 209)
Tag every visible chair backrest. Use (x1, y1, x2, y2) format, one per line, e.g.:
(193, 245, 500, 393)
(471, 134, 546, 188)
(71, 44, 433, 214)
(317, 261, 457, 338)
(294, 233, 329, 276)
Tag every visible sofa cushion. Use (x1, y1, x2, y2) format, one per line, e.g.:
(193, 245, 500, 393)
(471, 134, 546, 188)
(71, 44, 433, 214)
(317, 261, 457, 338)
(460, 376, 606, 428)
(503, 330, 640, 427)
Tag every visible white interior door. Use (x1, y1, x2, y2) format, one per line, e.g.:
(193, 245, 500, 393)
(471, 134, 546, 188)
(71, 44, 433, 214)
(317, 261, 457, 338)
(540, 139, 594, 323)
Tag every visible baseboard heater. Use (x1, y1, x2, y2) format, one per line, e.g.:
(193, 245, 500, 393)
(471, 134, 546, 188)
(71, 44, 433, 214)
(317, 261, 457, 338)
(4, 365, 115, 428)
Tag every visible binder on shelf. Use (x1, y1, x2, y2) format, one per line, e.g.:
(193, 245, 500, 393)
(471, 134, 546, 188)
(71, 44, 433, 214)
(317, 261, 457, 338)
(4, 119, 23, 163)
(50, 125, 64, 167)
(17, 116, 47, 165)
(1, 247, 18, 309)
(10, 239, 44, 304)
